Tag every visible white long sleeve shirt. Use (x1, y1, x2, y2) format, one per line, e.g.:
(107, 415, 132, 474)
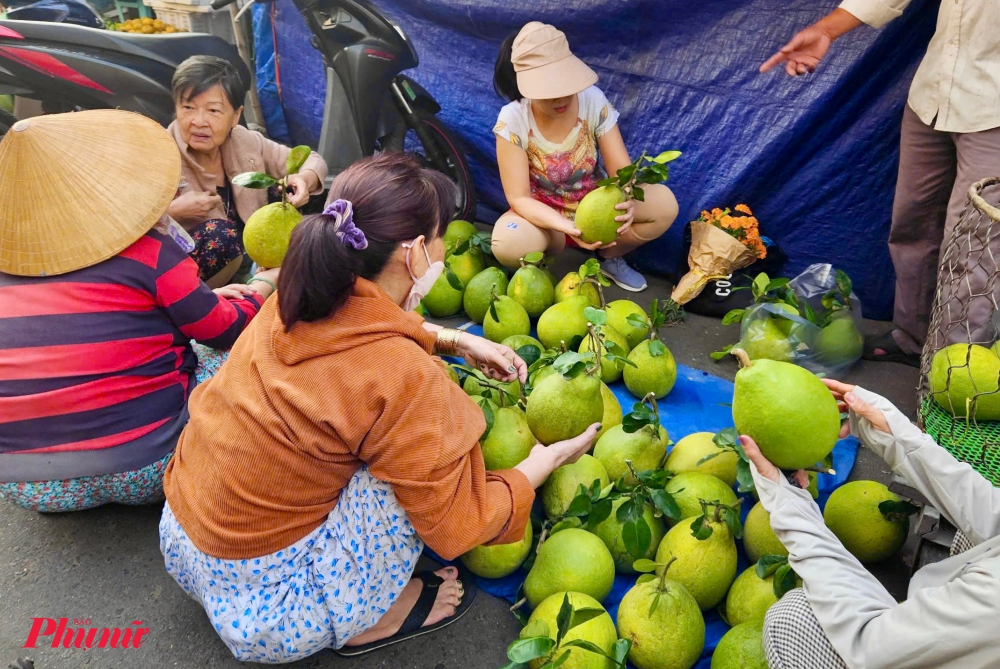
(838, 0, 1000, 133)
(752, 386, 1000, 669)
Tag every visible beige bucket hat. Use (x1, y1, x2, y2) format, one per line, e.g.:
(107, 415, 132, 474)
(512, 22, 598, 100)
(0, 109, 181, 277)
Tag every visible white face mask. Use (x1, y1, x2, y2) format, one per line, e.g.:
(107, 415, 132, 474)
(401, 236, 444, 311)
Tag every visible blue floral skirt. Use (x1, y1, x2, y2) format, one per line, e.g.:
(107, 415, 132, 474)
(0, 453, 172, 513)
(159, 466, 424, 663)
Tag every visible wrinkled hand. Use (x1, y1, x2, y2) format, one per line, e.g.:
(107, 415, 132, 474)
(614, 199, 635, 235)
(458, 334, 527, 383)
(285, 173, 312, 208)
(213, 284, 256, 300)
(760, 24, 832, 77)
(740, 435, 809, 488)
(822, 379, 892, 437)
(171, 189, 222, 223)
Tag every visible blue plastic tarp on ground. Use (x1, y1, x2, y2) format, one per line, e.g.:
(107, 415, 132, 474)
(431, 324, 858, 668)
(253, 0, 939, 319)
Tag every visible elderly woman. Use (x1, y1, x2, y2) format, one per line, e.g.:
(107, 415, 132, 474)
(167, 55, 327, 286)
(743, 382, 1000, 668)
(0, 109, 276, 513)
(160, 153, 599, 663)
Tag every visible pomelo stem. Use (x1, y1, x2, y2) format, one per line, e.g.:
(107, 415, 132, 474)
(731, 348, 752, 368)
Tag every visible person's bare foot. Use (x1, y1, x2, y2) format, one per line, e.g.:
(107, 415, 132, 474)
(343, 566, 463, 647)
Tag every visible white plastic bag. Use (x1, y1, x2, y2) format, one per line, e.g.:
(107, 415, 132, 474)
(737, 264, 864, 376)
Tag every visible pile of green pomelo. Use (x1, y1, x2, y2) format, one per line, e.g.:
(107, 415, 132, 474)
(424, 223, 909, 669)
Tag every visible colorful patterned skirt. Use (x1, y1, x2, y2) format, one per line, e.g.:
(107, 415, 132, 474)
(159, 466, 423, 662)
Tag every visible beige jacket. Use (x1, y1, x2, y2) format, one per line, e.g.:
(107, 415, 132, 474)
(839, 0, 1000, 133)
(168, 122, 328, 226)
(753, 386, 1000, 668)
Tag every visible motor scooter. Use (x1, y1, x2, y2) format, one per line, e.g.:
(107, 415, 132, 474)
(0, 0, 476, 219)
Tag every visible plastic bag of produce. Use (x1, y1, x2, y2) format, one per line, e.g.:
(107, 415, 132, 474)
(721, 264, 864, 375)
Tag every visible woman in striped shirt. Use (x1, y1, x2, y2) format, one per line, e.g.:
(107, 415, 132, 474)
(0, 109, 275, 513)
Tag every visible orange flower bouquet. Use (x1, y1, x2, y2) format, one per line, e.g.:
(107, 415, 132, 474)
(670, 204, 767, 306)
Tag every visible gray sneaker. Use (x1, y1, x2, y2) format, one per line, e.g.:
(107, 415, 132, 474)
(601, 256, 647, 292)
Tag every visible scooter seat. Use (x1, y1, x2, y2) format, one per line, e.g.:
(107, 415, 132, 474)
(0, 20, 247, 79)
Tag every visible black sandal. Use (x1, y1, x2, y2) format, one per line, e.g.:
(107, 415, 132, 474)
(863, 331, 920, 367)
(333, 565, 478, 656)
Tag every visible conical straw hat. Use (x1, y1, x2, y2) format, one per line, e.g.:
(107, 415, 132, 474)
(0, 109, 181, 276)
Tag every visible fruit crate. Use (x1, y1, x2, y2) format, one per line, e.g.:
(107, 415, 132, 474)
(919, 397, 1000, 486)
(143, 0, 235, 42)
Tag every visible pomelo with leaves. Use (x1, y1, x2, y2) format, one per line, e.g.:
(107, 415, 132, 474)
(823, 480, 914, 563)
(507, 252, 555, 318)
(555, 271, 601, 307)
(725, 558, 799, 627)
(618, 556, 705, 669)
(524, 528, 616, 607)
(483, 293, 530, 343)
(579, 306, 634, 384)
(663, 472, 738, 522)
(591, 497, 666, 574)
(537, 294, 592, 351)
(606, 299, 650, 351)
(655, 503, 741, 609)
(593, 393, 669, 487)
(526, 350, 604, 445)
(463, 267, 508, 323)
(234, 145, 312, 268)
(743, 501, 787, 564)
(542, 454, 610, 520)
(421, 266, 465, 317)
(576, 150, 681, 245)
(624, 299, 678, 400)
(442, 219, 478, 254)
(665, 431, 739, 486)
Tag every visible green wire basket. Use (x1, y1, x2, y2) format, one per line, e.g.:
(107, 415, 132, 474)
(919, 397, 1000, 486)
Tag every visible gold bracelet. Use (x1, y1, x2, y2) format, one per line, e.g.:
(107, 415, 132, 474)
(437, 328, 463, 356)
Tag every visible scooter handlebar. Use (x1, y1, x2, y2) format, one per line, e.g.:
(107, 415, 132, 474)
(210, 0, 237, 11)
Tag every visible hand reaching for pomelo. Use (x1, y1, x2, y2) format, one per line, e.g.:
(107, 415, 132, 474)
(515, 423, 603, 489)
(457, 333, 527, 383)
(821, 379, 891, 436)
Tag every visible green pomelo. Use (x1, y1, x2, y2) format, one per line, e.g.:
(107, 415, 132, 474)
(711, 620, 766, 669)
(665, 432, 738, 486)
(462, 375, 516, 405)
(414, 302, 428, 317)
(524, 528, 615, 607)
(815, 314, 863, 366)
(481, 406, 535, 471)
(446, 247, 485, 287)
(243, 202, 302, 269)
(606, 300, 650, 350)
(741, 318, 792, 363)
(555, 272, 601, 307)
(823, 480, 908, 564)
(732, 357, 841, 470)
(617, 579, 705, 669)
(463, 268, 509, 323)
(576, 186, 627, 245)
(520, 592, 617, 669)
(725, 567, 785, 627)
(483, 295, 530, 343)
(655, 518, 737, 610)
(593, 424, 669, 486)
(769, 302, 801, 337)
(459, 521, 531, 579)
(507, 265, 555, 319)
(531, 364, 558, 389)
(442, 219, 478, 253)
(624, 339, 678, 400)
(422, 271, 464, 317)
(537, 295, 591, 351)
(542, 454, 609, 520)
(579, 325, 631, 383)
(591, 498, 665, 573)
(663, 472, 738, 522)
(501, 334, 544, 355)
(743, 502, 787, 564)
(600, 383, 623, 432)
(526, 370, 603, 445)
(992, 341, 1000, 358)
(929, 343, 1000, 420)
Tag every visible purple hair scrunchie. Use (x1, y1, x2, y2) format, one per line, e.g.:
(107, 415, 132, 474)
(322, 199, 368, 251)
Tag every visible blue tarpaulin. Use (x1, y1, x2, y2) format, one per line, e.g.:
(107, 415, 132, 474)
(250, 0, 938, 318)
(433, 324, 859, 668)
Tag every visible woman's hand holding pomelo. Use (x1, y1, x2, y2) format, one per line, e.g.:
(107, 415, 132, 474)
(284, 173, 312, 208)
(457, 333, 527, 383)
(822, 379, 891, 436)
(515, 423, 603, 488)
(614, 198, 635, 235)
(740, 435, 808, 488)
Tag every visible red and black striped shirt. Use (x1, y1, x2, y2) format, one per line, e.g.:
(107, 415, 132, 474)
(0, 231, 262, 482)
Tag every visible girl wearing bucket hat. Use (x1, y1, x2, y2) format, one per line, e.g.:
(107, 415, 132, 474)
(0, 109, 276, 513)
(491, 21, 679, 291)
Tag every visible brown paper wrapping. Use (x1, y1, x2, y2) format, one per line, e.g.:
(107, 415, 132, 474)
(670, 220, 760, 305)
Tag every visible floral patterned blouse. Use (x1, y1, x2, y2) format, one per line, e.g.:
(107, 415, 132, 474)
(493, 86, 620, 220)
(188, 183, 244, 281)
